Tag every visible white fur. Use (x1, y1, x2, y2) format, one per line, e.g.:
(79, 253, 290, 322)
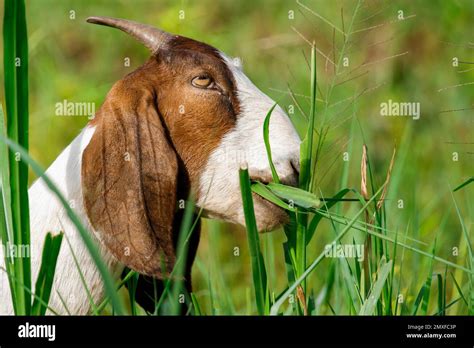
(0, 127, 122, 315)
(197, 54, 301, 227)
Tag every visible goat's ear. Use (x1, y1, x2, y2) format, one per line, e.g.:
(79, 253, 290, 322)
(81, 80, 178, 278)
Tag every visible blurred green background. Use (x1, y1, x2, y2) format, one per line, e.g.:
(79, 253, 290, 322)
(1, 0, 472, 314)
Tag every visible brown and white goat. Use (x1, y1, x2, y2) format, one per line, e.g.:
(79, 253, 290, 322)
(0, 17, 300, 315)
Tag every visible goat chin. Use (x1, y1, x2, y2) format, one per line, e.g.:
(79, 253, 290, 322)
(0, 126, 123, 315)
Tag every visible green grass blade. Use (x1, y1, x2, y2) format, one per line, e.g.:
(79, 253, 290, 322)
(434, 298, 462, 316)
(207, 220, 236, 314)
(299, 44, 317, 191)
(3, 0, 31, 315)
(450, 272, 468, 307)
(359, 258, 392, 315)
(0, 105, 17, 310)
(0, 107, 13, 243)
(324, 214, 363, 313)
(3, 0, 16, 128)
(387, 231, 399, 315)
(263, 103, 280, 184)
(170, 197, 196, 315)
(436, 273, 444, 316)
(154, 202, 202, 314)
(14, 0, 29, 166)
(190, 293, 202, 316)
(453, 177, 473, 192)
(55, 291, 71, 315)
(208, 274, 216, 315)
(126, 273, 138, 316)
(266, 183, 320, 209)
(412, 283, 426, 315)
(451, 191, 473, 314)
(239, 168, 268, 315)
(420, 240, 436, 315)
(251, 182, 294, 211)
(295, 209, 307, 308)
(31, 232, 63, 315)
(64, 235, 100, 315)
(318, 261, 336, 312)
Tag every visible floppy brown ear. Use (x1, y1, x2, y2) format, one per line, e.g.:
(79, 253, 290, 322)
(81, 77, 178, 278)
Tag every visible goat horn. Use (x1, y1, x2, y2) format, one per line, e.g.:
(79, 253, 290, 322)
(86, 16, 172, 53)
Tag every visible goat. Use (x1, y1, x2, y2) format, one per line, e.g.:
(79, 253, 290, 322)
(0, 16, 301, 315)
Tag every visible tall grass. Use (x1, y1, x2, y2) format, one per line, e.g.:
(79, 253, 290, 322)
(235, 2, 474, 315)
(239, 168, 269, 315)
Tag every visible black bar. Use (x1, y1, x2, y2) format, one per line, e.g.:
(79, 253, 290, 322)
(0, 316, 472, 346)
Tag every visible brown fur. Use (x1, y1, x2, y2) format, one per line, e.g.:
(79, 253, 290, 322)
(82, 36, 240, 278)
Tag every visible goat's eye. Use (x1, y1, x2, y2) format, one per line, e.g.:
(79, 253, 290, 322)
(192, 75, 214, 89)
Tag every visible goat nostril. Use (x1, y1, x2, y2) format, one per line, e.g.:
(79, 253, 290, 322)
(279, 164, 299, 187)
(290, 158, 300, 175)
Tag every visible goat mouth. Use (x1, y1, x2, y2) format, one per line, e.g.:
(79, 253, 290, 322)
(252, 191, 279, 209)
(251, 191, 289, 232)
(249, 177, 287, 214)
